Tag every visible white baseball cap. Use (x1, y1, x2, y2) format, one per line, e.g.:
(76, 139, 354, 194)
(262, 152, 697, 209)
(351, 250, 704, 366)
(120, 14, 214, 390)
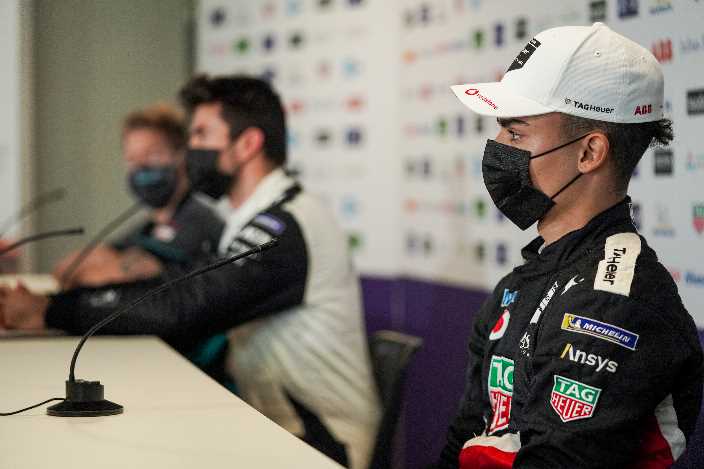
(451, 22, 664, 123)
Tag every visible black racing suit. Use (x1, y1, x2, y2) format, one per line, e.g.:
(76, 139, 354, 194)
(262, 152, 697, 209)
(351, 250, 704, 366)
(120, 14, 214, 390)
(112, 192, 224, 264)
(438, 198, 703, 468)
(50, 192, 228, 376)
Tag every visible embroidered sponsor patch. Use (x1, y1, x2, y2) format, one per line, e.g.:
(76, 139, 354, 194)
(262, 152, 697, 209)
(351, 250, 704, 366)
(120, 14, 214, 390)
(561, 313, 639, 351)
(87, 289, 119, 308)
(560, 343, 618, 373)
(240, 225, 274, 246)
(152, 224, 176, 242)
(594, 232, 641, 297)
(488, 356, 514, 433)
(500, 288, 519, 307)
(551, 375, 601, 422)
(507, 37, 541, 72)
(530, 281, 559, 324)
(253, 213, 286, 235)
(489, 310, 510, 341)
(561, 275, 584, 295)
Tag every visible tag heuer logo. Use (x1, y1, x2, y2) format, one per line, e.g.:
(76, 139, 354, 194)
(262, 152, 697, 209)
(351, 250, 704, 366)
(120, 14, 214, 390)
(488, 356, 514, 433)
(550, 375, 601, 422)
(694, 204, 704, 234)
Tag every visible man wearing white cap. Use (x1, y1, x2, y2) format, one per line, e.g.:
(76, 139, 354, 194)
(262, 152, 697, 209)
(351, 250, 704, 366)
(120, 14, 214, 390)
(437, 23, 702, 468)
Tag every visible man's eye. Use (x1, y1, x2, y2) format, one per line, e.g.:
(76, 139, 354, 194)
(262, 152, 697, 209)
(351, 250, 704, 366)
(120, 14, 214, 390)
(508, 129, 520, 141)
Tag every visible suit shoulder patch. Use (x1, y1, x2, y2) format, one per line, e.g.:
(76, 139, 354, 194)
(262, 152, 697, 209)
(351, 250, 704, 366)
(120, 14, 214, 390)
(594, 232, 641, 297)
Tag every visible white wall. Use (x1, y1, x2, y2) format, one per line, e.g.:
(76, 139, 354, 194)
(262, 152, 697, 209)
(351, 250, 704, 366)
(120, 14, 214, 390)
(0, 0, 22, 238)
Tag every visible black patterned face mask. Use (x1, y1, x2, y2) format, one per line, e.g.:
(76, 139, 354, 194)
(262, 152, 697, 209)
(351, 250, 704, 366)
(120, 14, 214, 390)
(482, 134, 588, 230)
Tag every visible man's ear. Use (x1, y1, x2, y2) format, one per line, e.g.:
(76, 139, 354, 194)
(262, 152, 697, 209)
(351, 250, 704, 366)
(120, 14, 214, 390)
(233, 127, 265, 164)
(578, 132, 610, 174)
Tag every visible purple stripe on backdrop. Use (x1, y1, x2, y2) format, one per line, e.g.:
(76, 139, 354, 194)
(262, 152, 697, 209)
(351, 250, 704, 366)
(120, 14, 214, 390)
(360, 276, 704, 469)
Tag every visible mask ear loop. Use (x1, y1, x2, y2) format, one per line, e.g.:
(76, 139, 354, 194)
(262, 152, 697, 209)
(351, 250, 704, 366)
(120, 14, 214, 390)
(530, 133, 591, 199)
(549, 172, 582, 200)
(529, 133, 591, 160)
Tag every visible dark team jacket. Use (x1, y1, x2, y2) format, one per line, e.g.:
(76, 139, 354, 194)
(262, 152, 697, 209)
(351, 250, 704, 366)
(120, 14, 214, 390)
(112, 192, 224, 264)
(439, 198, 703, 469)
(44, 185, 308, 347)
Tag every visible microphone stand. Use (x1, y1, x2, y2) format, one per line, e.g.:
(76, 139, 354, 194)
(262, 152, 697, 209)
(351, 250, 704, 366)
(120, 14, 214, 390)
(47, 238, 279, 417)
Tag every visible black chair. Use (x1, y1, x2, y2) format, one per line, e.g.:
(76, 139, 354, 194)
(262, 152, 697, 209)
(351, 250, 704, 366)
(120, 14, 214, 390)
(368, 330, 423, 469)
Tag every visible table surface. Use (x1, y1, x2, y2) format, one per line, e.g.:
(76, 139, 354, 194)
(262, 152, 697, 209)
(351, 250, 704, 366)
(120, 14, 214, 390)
(0, 336, 343, 468)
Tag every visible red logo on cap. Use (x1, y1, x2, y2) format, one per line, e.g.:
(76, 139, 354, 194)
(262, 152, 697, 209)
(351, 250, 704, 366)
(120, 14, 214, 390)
(464, 88, 498, 110)
(634, 104, 653, 116)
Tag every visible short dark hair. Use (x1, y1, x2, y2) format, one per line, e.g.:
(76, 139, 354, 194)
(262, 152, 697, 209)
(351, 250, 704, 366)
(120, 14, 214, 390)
(560, 114, 673, 190)
(123, 103, 187, 151)
(179, 74, 287, 166)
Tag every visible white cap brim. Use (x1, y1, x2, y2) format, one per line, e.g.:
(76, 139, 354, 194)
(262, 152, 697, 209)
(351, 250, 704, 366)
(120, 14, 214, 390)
(450, 82, 554, 118)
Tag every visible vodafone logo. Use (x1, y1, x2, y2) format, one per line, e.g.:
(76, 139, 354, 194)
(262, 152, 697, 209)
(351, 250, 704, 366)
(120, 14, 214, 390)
(464, 87, 498, 110)
(489, 309, 510, 340)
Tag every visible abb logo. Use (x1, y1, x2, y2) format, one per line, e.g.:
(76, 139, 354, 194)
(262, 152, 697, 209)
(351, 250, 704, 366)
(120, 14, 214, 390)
(634, 104, 653, 115)
(651, 39, 673, 63)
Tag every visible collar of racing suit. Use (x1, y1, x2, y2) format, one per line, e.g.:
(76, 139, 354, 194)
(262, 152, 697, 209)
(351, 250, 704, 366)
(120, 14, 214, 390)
(517, 196, 636, 276)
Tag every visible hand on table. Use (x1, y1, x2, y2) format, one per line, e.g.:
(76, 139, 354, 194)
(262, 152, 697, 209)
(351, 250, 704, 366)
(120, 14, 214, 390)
(53, 244, 119, 289)
(53, 245, 162, 290)
(0, 283, 49, 330)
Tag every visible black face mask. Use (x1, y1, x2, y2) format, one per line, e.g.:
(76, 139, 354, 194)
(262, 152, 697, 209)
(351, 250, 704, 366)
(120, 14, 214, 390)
(185, 148, 233, 199)
(128, 166, 178, 208)
(482, 134, 588, 230)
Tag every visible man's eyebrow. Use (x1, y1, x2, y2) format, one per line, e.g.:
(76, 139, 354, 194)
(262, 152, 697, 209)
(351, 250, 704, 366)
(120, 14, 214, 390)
(497, 118, 529, 127)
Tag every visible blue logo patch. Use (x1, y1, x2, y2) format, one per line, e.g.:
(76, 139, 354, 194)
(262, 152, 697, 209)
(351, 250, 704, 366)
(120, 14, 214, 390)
(253, 214, 286, 235)
(500, 288, 518, 307)
(561, 314, 639, 351)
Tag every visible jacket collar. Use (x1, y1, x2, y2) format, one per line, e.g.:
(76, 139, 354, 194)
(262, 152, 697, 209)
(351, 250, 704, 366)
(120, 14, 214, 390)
(519, 197, 636, 273)
(216, 168, 299, 254)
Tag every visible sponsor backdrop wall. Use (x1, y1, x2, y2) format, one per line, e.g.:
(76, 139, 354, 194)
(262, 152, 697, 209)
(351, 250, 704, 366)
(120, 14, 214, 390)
(197, 1, 704, 467)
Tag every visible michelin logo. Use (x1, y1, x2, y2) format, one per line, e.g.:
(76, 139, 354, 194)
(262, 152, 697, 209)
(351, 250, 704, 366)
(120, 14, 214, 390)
(561, 313, 639, 351)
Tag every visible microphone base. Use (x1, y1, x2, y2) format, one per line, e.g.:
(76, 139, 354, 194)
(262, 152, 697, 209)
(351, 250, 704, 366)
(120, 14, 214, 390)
(46, 399, 123, 417)
(46, 378, 123, 417)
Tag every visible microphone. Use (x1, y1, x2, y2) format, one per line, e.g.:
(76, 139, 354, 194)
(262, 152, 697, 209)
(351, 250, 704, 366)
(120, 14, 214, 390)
(0, 187, 67, 237)
(46, 238, 280, 417)
(0, 227, 84, 257)
(60, 202, 142, 288)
